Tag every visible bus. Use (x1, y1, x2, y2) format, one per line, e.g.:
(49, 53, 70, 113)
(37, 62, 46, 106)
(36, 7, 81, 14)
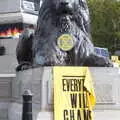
(94, 47, 110, 58)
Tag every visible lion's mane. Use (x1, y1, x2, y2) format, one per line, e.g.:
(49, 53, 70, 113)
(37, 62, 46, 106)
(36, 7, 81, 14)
(33, 0, 95, 66)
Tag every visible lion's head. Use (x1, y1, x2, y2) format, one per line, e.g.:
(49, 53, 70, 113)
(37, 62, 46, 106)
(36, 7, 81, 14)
(36, 0, 90, 34)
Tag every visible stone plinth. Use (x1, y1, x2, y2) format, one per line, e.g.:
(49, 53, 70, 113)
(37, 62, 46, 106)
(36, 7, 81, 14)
(8, 67, 120, 120)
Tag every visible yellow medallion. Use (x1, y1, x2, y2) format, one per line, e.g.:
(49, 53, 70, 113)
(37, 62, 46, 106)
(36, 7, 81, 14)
(57, 34, 75, 51)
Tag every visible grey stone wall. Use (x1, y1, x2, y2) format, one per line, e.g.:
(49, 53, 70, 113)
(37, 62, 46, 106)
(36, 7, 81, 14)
(0, 102, 9, 120)
(0, 38, 18, 74)
(0, 39, 18, 55)
(0, 75, 16, 120)
(0, 0, 21, 13)
(90, 67, 120, 109)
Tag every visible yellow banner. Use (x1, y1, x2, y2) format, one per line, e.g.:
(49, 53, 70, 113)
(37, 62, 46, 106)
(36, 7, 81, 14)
(53, 67, 96, 120)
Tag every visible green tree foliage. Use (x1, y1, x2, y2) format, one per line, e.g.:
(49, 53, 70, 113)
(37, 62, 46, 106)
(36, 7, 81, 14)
(88, 0, 120, 53)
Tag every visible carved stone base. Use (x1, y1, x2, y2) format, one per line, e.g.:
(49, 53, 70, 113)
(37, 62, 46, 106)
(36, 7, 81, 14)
(1, 67, 120, 120)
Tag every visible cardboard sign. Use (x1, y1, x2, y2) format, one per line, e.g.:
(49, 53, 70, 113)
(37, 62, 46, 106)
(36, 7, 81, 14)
(53, 67, 96, 120)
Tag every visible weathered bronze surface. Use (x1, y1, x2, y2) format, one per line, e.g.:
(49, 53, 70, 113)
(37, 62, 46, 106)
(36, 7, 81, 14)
(16, 0, 112, 71)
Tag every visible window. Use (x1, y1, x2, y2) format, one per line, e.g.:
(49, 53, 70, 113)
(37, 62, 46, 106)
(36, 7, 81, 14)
(22, 0, 42, 13)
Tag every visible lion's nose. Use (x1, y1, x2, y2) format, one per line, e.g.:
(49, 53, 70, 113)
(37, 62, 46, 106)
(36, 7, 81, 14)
(60, 2, 69, 7)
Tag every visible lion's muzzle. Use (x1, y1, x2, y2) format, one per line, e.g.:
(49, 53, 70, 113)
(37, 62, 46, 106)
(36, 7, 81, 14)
(56, 1, 73, 15)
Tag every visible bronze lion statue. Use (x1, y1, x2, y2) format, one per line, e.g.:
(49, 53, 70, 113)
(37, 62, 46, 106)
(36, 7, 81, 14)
(16, 0, 112, 71)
